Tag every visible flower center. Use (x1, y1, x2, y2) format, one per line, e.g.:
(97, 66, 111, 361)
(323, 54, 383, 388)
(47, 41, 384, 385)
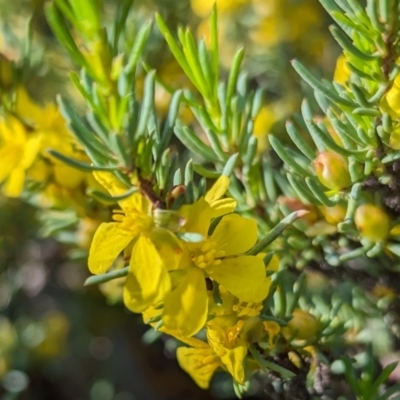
(226, 320, 245, 345)
(191, 240, 226, 269)
(113, 209, 154, 234)
(232, 301, 263, 317)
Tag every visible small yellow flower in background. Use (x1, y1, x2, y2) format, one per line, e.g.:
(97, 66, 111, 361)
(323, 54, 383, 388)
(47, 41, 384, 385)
(381, 73, 400, 119)
(191, 0, 248, 18)
(15, 87, 88, 190)
(0, 116, 41, 197)
(333, 54, 351, 85)
(34, 311, 70, 358)
(252, 105, 279, 153)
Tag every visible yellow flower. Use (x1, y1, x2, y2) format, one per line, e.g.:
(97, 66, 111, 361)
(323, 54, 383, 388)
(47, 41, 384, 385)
(162, 178, 271, 337)
(333, 54, 351, 85)
(88, 172, 180, 313)
(381, 73, 400, 118)
(0, 116, 41, 197)
(15, 87, 88, 190)
(191, 0, 248, 18)
(176, 338, 221, 389)
(176, 323, 248, 388)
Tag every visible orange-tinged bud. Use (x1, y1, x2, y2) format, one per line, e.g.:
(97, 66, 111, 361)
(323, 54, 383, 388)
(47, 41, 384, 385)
(282, 309, 319, 341)
(314, 151, 351, 190)
(354, 204, 390, 242)
(278, 197, 318, 225)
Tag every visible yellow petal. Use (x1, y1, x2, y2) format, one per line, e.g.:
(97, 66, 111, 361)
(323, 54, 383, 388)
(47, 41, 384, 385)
(2, 168, 25, 197)
(209, 198, 237, 218)
(163, 267, 208, 337)
(123, 235, 171, 313)
(263, 321, 280, 347)
(208, 256, 270, 302)
(179, 197, 213, 237)
(93, 170, 130, 197)
(15, 87, 45, 127)
(0, 147, 19, 182)
(88, 222, 133, 274)
(150, 228, 183, 270)
(93, 171, 151, 214)
(53, 164, 86, 189)
(211, 214, 258, 256)
(21, 134, 42, 170)
(207, 324, 246, 384)
(205, 175, 230, 203)
(177, 346, 219, 389)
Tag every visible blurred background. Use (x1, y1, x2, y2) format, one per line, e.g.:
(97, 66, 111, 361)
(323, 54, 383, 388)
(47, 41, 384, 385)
(0, 0, 341, 398)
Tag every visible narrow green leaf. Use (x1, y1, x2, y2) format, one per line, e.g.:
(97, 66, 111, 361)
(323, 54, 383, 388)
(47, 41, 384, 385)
(112, 0, 134, 50)
(155, 14, 196, 84)
(353, 107, 380, 116)
(157, 90, 182, 159)
(84, 267, 129, 286)
(57, 96, 109, 162)
(88, 186, 138, 204)
(269, 136, 312, 177)
(287, 174, 323, 205)
(382, 152, 400, 164)
(366, 0, 384, 32)
(136, 70, 156, 137)
(286, 121, 315, 160)
(204, 128, 228, 161)
(198, 39, 215, 95)
(326, 109, 359, 148)
(47, 150, 117, 172)
(302, 101, 363, 159)
(182, 29, 211, 97)
(339, 242, 374, 261)
(292, 60, 356, 107)
(210, 4, 219, 88)
(184, 159, 193, 186)
(192, 164, 220, 178)
(45, 4, 89, 69)
(174, 123, 220, 162)
(226, 48, 245, 107)
(349, 83, 370, 108)
(222, 153, 239, 176)
(247, 210, 309, 255)
(305, 178, 336, 207)
(126, 19, 153, 73)
(333, 0, 354, 14)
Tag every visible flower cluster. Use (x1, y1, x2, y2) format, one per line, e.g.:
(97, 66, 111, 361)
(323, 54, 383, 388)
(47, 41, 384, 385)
(88, 173, 278, 387)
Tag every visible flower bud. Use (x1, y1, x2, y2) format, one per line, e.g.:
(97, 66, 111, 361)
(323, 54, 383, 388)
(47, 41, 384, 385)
(354, 204, 390, 242)
(313, 151, 351, 190)
(320, 204, 346, 225)
(282, 309, 319, 341)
